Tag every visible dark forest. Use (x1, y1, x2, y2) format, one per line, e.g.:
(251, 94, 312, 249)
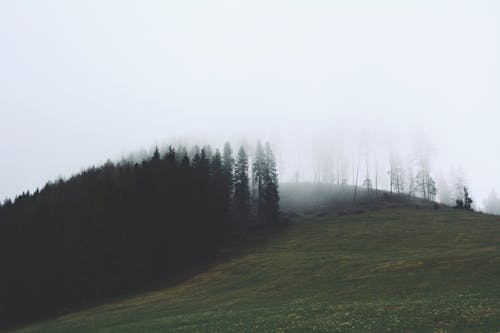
(0, 141, 280, 329)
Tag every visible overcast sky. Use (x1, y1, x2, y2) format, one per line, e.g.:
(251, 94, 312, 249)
(1, 0, 499, 206)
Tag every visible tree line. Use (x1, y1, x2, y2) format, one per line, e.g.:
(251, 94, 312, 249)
(0, 141, 279, 329)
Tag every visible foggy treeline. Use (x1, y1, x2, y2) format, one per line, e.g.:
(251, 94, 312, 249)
(0, 141, 280, 329)
(279, 131, 484, 211)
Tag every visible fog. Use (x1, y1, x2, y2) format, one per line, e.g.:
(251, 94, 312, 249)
(1, 1, 499, 208)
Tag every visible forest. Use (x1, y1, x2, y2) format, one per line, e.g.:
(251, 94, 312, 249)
(0, 141, 280, 329)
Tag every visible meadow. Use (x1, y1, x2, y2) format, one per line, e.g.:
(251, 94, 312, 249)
(11, 207, 500, 333)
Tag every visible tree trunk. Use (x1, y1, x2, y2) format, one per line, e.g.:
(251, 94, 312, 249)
(353, 155, 360, 206)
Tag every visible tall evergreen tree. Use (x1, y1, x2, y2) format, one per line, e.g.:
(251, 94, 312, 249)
(222, 142, 234, 182)
(453, 186, 473, 210)
(234, 146, 250, 229)
(263, 142, 280, 224)
(152, 146, 161, 162)
(464, 187, 473, 210)
(211, 149, 223, 183)
(210, 149, 228, 242)
(222, 142, 234, 214)
(252, 141, 266, 224)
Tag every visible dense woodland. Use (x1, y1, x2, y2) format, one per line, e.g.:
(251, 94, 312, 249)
(0, 141, 280, 329)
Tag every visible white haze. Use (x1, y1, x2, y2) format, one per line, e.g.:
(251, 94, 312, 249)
(0, 1, 499, 208)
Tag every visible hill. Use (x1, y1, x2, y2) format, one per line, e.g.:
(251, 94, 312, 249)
(0, 143, 280, 328)
(11, 207, 500, 332)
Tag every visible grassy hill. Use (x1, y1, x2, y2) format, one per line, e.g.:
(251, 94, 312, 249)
(11, 207, 500, 332)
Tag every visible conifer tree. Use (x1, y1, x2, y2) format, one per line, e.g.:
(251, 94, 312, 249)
(222, 142, 234, 211)
(211, 149, 228, 241)
(222, 142, 234, 182)
(211, 149, 223, 184)
(234, 146, 250, 229)
(164, 146, 176, 170)
(253, 141, 266, 224)
(152, 146, 161, 162)
(464, 187, 473, 210)
(263, 142, 280, 224)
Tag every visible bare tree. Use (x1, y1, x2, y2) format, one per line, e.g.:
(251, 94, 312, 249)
(374, 152, 379, 197)
(353, 154, 360, 206)
(407, 166, 416, 202)
(388, 151, 405, 194)
(413, 135, 436, 201)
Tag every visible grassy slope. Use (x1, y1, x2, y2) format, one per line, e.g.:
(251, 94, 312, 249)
(12, 208, 500, 333)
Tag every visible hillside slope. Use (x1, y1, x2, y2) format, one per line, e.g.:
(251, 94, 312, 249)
(12, 208, 500, 333)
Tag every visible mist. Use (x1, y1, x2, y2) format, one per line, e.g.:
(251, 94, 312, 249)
(1, 0, 499, 208)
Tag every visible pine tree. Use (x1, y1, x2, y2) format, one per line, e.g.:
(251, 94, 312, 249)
(152, 146, 161, 162)
(198, 147, 211, 183)
(211, 149, 223, 182)
(211, 149, 228, 242)
(222, 142, 234, 182)
(234, 146, 250, 229)
(164, 146, 176, 170)
(222, 142, 234, 210)
(263, 142, 280, 224)
(454, 186, 473, 210)
(464, 187, 473, 210)
(253, 140, 266, 224)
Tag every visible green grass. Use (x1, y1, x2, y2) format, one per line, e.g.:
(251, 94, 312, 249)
(11, 208, 500, 332)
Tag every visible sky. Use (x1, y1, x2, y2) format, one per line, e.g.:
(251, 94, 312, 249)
(1, 0, 499, 206)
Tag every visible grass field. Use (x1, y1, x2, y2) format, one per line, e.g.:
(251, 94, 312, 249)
(11, 207, 500, 332)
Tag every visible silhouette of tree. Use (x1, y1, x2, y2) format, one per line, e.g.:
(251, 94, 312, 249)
(454, 186, 473, 210)
(263, 142, 280, 224)
(234, 146, 250, 229)
(222, 142, 234, 191)
(253, 140, 266, 224)
(464, 187, 473, 210)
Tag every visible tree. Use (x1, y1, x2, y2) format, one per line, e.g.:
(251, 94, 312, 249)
(413, 135, 434, 200)
(407, 167, 416, 202)
(394, 166, 405, 194)
(454, 186, 473, 210)
(222, 142, 234, 185)
(352, 154, 360, 206)
(387, 152, 406, 194)
(388, 152, 405, 194)
(363, 155, 372, 197)
(427, 176, 437, 201)
(210, 149, 229, 242)
(463, 187, 473, 210)
(234, 146, 250, 229)
(415, 169, 427, 199)
(362, 178, 372, 192)
(263, 142, 280, 224)
(152, 146, 161, 163)
(222, 142, 234, 212)
(453, 168, 466, 204)
(253, 141, 266, 224)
